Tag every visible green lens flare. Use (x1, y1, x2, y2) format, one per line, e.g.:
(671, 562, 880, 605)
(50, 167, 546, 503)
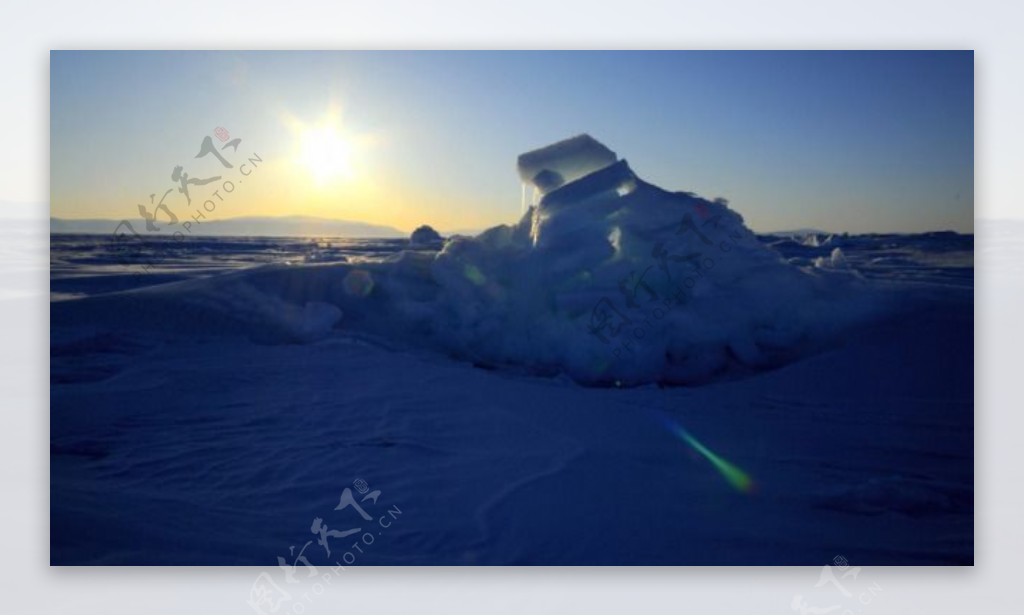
(674, 427, 755, 493)
(651, 409, 755, 493)
(463, 264, 486, 286)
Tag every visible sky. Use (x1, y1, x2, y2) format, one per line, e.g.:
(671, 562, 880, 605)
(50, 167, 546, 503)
(50, 51, 974, 234)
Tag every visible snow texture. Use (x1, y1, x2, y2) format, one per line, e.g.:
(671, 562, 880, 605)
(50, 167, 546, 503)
(49, 137, 973, 566)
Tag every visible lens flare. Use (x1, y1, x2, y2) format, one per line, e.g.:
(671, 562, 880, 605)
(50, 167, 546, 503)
(343, 269, 374, 297)
(673, 426, 755, 493)
(463, 264, 487, 286)
(651, 409, 755, 494)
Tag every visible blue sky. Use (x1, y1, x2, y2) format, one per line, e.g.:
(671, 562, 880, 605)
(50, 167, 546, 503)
(51, 50, 973, 233)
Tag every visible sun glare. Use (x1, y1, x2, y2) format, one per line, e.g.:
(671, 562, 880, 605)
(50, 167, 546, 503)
(298, 125, 354, 184)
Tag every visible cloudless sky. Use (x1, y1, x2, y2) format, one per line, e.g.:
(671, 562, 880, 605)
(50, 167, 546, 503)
(51, 51, 973, 233)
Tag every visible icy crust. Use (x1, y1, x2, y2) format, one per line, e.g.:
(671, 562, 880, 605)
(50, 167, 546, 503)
(52, 163, 881, 385)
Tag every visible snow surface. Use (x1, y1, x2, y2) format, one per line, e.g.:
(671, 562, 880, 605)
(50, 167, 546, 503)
(50, 138, 973, 566)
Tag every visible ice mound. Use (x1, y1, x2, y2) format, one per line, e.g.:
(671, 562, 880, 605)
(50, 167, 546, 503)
(417, 136, 880, 384)
(56, 136, 882, 385)
(410, 224, 444, 247)
(814, 247, 849, 270)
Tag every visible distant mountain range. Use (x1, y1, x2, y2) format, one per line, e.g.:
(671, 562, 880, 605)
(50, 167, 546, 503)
(50, 215, 407, 238)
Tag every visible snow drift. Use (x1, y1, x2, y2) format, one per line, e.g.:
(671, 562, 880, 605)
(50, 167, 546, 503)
(52, 135, 883, 385)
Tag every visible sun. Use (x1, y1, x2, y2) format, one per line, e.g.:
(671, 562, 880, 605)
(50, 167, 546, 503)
(298, 124, 355, 184)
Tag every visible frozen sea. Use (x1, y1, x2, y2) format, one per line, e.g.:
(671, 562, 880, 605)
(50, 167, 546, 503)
(50, 230, 973, 566)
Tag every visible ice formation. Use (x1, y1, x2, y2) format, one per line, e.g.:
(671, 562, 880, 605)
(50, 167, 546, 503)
(410, 224, 444, 247)
(517, 134, 618, 195)
(420, 135, 878, 384)
(59, 135, 881, 385)
(814, 247, 849, 269)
